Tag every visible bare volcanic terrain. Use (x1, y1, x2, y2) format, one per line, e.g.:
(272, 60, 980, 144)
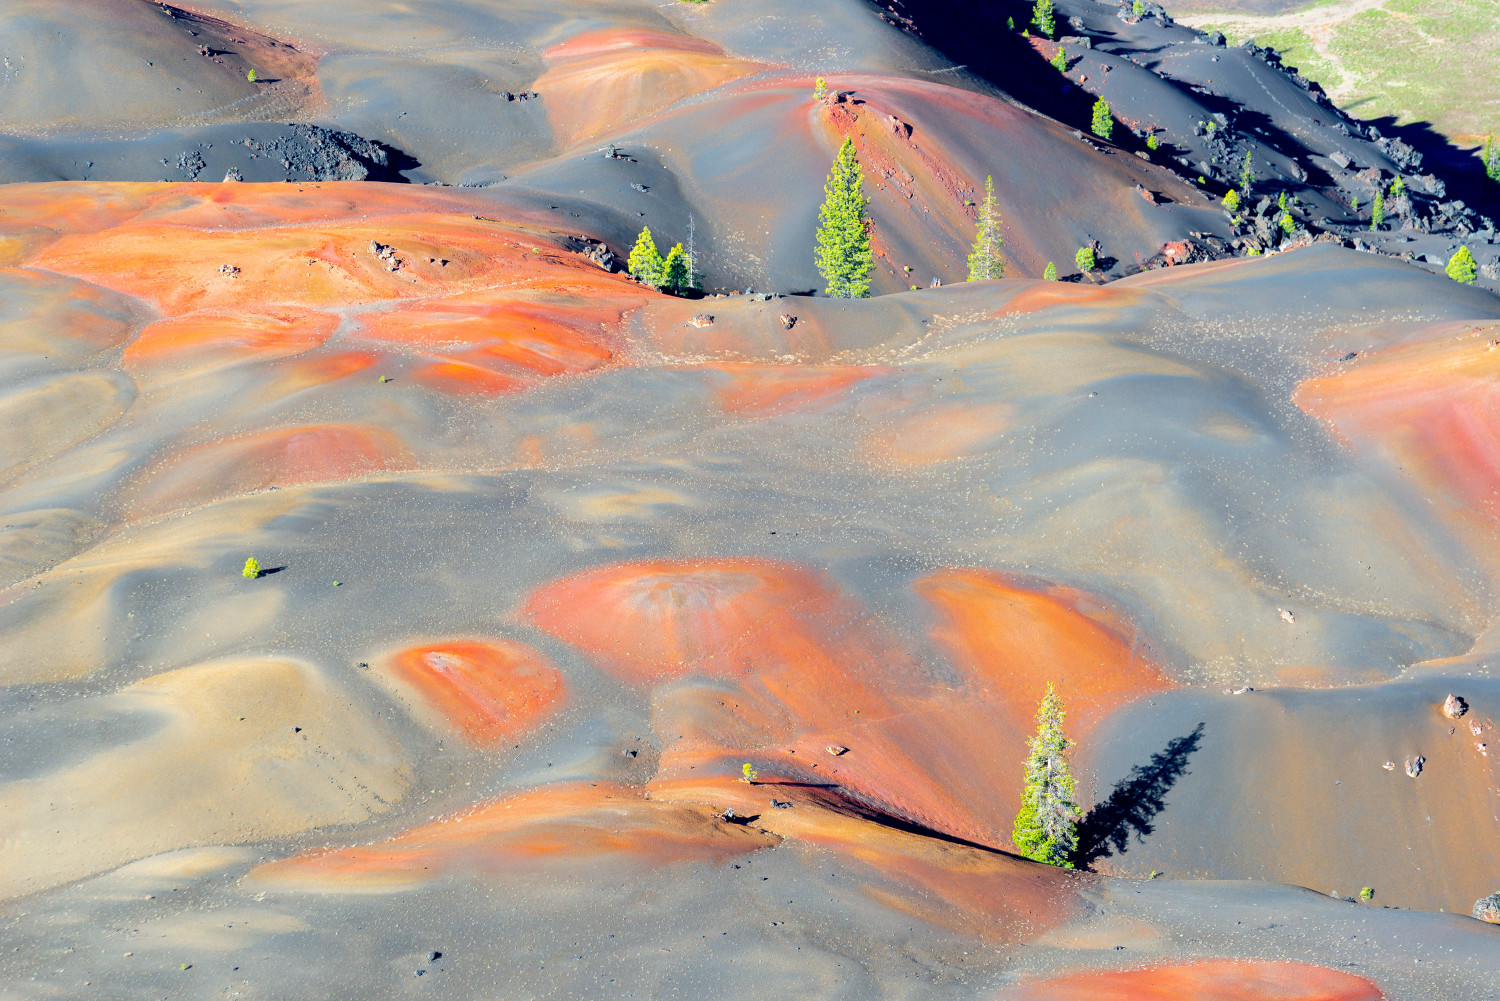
(1, 1, 1499, 999)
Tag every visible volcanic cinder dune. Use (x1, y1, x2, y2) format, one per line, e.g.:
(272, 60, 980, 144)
(2, 0, 1500, 998)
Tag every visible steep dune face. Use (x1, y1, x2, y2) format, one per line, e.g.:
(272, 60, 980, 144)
(380, 639, 566, 748)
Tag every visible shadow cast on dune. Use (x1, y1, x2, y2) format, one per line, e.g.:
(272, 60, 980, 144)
(1075, 722, 1204, 868)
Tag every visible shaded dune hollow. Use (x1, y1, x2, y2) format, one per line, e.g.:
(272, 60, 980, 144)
(521, 558, 1171, 850)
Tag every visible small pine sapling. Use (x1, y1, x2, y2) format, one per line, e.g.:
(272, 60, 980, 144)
(1222, 189, 1241, 212)
(1371, 187, 1384, 229)
(1447, 246, 1478, 284)
(1011, 684, 1080, 868)
(741, 762, 758, 783)
(1007, 15, 1015, 30)
(1032, 0, 1056, 39)
(1280, 211, 1295, 236)
(627, 226, 666, 287)
(246, 69, 257, 83)
(1238, 149, 1254, 197)
(966, 175, 1005, 281)
(1043, 261, 1058, 281)
(1051, 47, 1068, 72)
(1133, 0, 1145, 13)
(1484, 134, 1500, 184)
(1091, 98, 1113, 140)
(1075, 245, 1096, 272)
(1360, 887, 1375, 901)
(242, 557, 262, 579)
(1146, 131, 1159, 151)
(1278, 191, 1289, 213)
(814, 76, 827, 100)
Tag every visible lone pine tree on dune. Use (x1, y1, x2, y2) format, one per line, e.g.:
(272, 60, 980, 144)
(1091, 98, 1113, 140)
(1012, 683, 1080, 868)
(1447, 245, 1477, 285)
(966, 175, 1005, 281)
(1032, 0, 1056, 39)
(815, 138, 874, 298)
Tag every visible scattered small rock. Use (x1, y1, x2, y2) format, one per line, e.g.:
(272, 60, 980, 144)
(1382, 761, 1395, 771)
(1404, 755, 1424, 778)
(1279, 608, 1295, 624)
(825, 745, 847, 756)
(1442, 694, 1469, 719)
(218, 263, 240, 276)
(780, 314, 797, 330)
(222, 167, 243, 182)
(1473, 892, 1500, 924)
(689, 314, 714, 327)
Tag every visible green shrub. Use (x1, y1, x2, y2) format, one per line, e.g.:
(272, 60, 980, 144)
(242, 557, 261, 579)
(1447, 246, 1478, 284)
(1075, 245, 1096, 272)
(1091, 98, 1113, 140)
(1222, 189, 1241, 212)
(1043, 261, 1058, 281)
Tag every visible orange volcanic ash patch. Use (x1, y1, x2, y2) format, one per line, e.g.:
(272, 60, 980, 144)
(866, 400, 1014, 466)
(995, 960, 1383, 1001)
(123, 309, 338, 369)
(707, 363, 890, 415)
(128, 423, 411, 516)
(248, 782, 774, 890)
(523, 559, 1146, 849)
(1296, 332, 1500, 532)
(914, 569, 1172, 733)
(28, 194, 638, 315)
(538, 30, 765, 145)
(385, 640, 565, 748)
(357, 293, 628, 395)
(520, 558, 874, 687)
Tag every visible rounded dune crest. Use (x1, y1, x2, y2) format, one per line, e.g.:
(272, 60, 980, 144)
(994, 960, 1383, 1000)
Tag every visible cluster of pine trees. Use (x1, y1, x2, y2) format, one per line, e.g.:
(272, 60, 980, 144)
(626, 226, 699, 295)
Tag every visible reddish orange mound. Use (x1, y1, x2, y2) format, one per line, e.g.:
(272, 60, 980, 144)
(356, 293, 627, 394)
(1296, 331, 1500, 541)
(127, 423, 411, 516)
(538, 30, 765, 145)
(384, 639, 565, 748)
(123, 309, 337, 369)
(248, 782, 774, 890)
(524, 559, 1144, 849)
(915, 569, 1172, 734)
(520, 558, 877, 687)
(996, 960, 1383, 1000)
(706, 363, 890, 415)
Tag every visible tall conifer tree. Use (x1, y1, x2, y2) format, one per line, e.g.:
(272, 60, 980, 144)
(1447, 246, 1478, 285)
(661, 244, 690, 295)
(966, 175, 1005, 281)
(1012, 684, 1080, 868)
(1091, 98, 1113, 140)
(1032, 0, 1056, 39)
(815, 138, 874, 298)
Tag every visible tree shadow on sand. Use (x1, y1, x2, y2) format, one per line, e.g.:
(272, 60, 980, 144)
(1074, 722, 1204, 869)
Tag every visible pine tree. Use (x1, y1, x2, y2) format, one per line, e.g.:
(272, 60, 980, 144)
(1371, 187, 1384, 229)
(1075, 245, 1096, 272)
(1012, 684, 1079, 868)
(1146, 131, 1159, 151)
(1447, 246, 1478, 285)
(814, 138, 874, 298)
(966, 175, 1005, 281)
(1051, 47, 1068, 72)
(242, 557, 261, 579)
(661, 243, 690, 295)
(1484, 134, 1500, 184)
(1043, 261, 1058, 281)
(1221, 189, 1241, 213)
(685, 216, 704, 292)
(1091, 98, 1113, 140)
(1032, 0, 1056, 39)
(628, 226, 665, 287)
(1239, 149, 1254, 197)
